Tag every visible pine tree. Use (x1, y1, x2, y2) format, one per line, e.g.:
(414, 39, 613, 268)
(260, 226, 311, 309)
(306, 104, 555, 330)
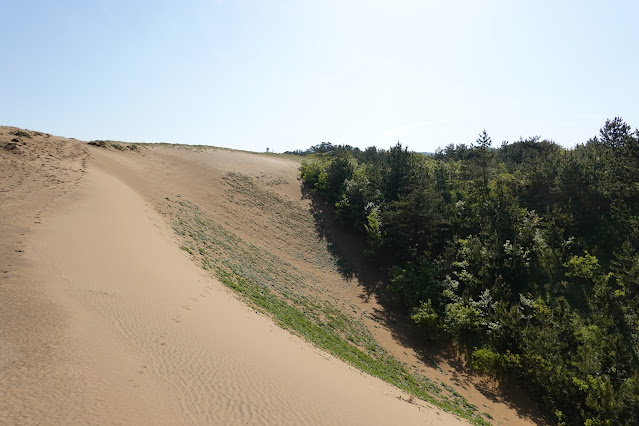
(475, 130, 493, 192)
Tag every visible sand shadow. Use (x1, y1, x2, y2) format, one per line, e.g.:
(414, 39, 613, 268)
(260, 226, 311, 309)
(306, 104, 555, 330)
(300, 183, 391, 302)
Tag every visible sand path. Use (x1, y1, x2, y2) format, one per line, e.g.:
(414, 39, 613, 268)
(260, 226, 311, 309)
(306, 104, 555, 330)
(5, 156, 463, 424)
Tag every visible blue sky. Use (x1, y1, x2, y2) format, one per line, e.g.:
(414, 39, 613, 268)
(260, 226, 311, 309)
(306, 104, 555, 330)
(2, 0, 637, 153)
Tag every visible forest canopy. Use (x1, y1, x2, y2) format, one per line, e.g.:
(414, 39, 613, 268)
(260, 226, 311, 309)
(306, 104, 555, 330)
(299, 118, 639, 425)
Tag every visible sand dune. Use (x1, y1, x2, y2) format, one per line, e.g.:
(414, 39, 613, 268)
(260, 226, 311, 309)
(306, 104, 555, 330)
(1, 130, 467, 424)
(2, 128, 544, 424)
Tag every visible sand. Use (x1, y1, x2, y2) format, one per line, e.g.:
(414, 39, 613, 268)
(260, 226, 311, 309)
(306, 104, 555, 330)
(1, 129, 467, 424)
(88, 145, 541, 424)
(2, 128, 546, 424)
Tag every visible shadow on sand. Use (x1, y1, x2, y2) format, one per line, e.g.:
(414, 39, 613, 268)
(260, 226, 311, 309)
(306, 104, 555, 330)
(301, 182, 547, 425)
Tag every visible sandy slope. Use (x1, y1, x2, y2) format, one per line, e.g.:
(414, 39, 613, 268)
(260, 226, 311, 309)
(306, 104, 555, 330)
(0, 128, 90, 423)
(1, 128, 546, 424)
(1, 130, 466, 424)
(87, 145, 542, 424)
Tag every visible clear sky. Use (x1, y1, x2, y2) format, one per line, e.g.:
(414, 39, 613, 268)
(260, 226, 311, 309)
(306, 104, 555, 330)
(2, 0, 637, 153)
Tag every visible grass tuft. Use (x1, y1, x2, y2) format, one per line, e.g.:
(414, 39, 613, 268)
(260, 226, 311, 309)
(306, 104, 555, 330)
(88, 140, 140, 151)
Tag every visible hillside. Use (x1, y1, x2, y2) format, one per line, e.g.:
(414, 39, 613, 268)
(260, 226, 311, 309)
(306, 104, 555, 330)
(1, 127, 540, 424)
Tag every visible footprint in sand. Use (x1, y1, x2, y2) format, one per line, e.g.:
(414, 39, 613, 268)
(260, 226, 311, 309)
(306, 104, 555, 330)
(155, 334, 168, 346)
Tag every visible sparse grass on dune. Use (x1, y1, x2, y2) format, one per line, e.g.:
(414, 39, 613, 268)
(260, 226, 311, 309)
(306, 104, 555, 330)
(161, 193, 491, 425)
(86, 135, 304, 160)
(118, 140, 304, 160)
(88, 140, 140, 151)
(221, 172, 335, 269)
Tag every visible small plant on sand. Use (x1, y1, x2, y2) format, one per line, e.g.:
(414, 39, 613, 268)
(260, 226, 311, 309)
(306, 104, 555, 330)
(10, 129, 32, 138)
(88, 140, 139, 151)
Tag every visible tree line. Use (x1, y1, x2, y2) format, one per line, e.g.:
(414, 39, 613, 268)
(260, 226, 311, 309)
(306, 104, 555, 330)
(299, 118, 639, 425)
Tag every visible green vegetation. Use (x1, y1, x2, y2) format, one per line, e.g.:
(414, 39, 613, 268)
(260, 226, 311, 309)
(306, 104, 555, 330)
(284, 141, 347, 156)
(299, 117, 639, 425)
(88, 139, 140, 151)
(10, 129, 33, 139)
(161, 195, 490, 425)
